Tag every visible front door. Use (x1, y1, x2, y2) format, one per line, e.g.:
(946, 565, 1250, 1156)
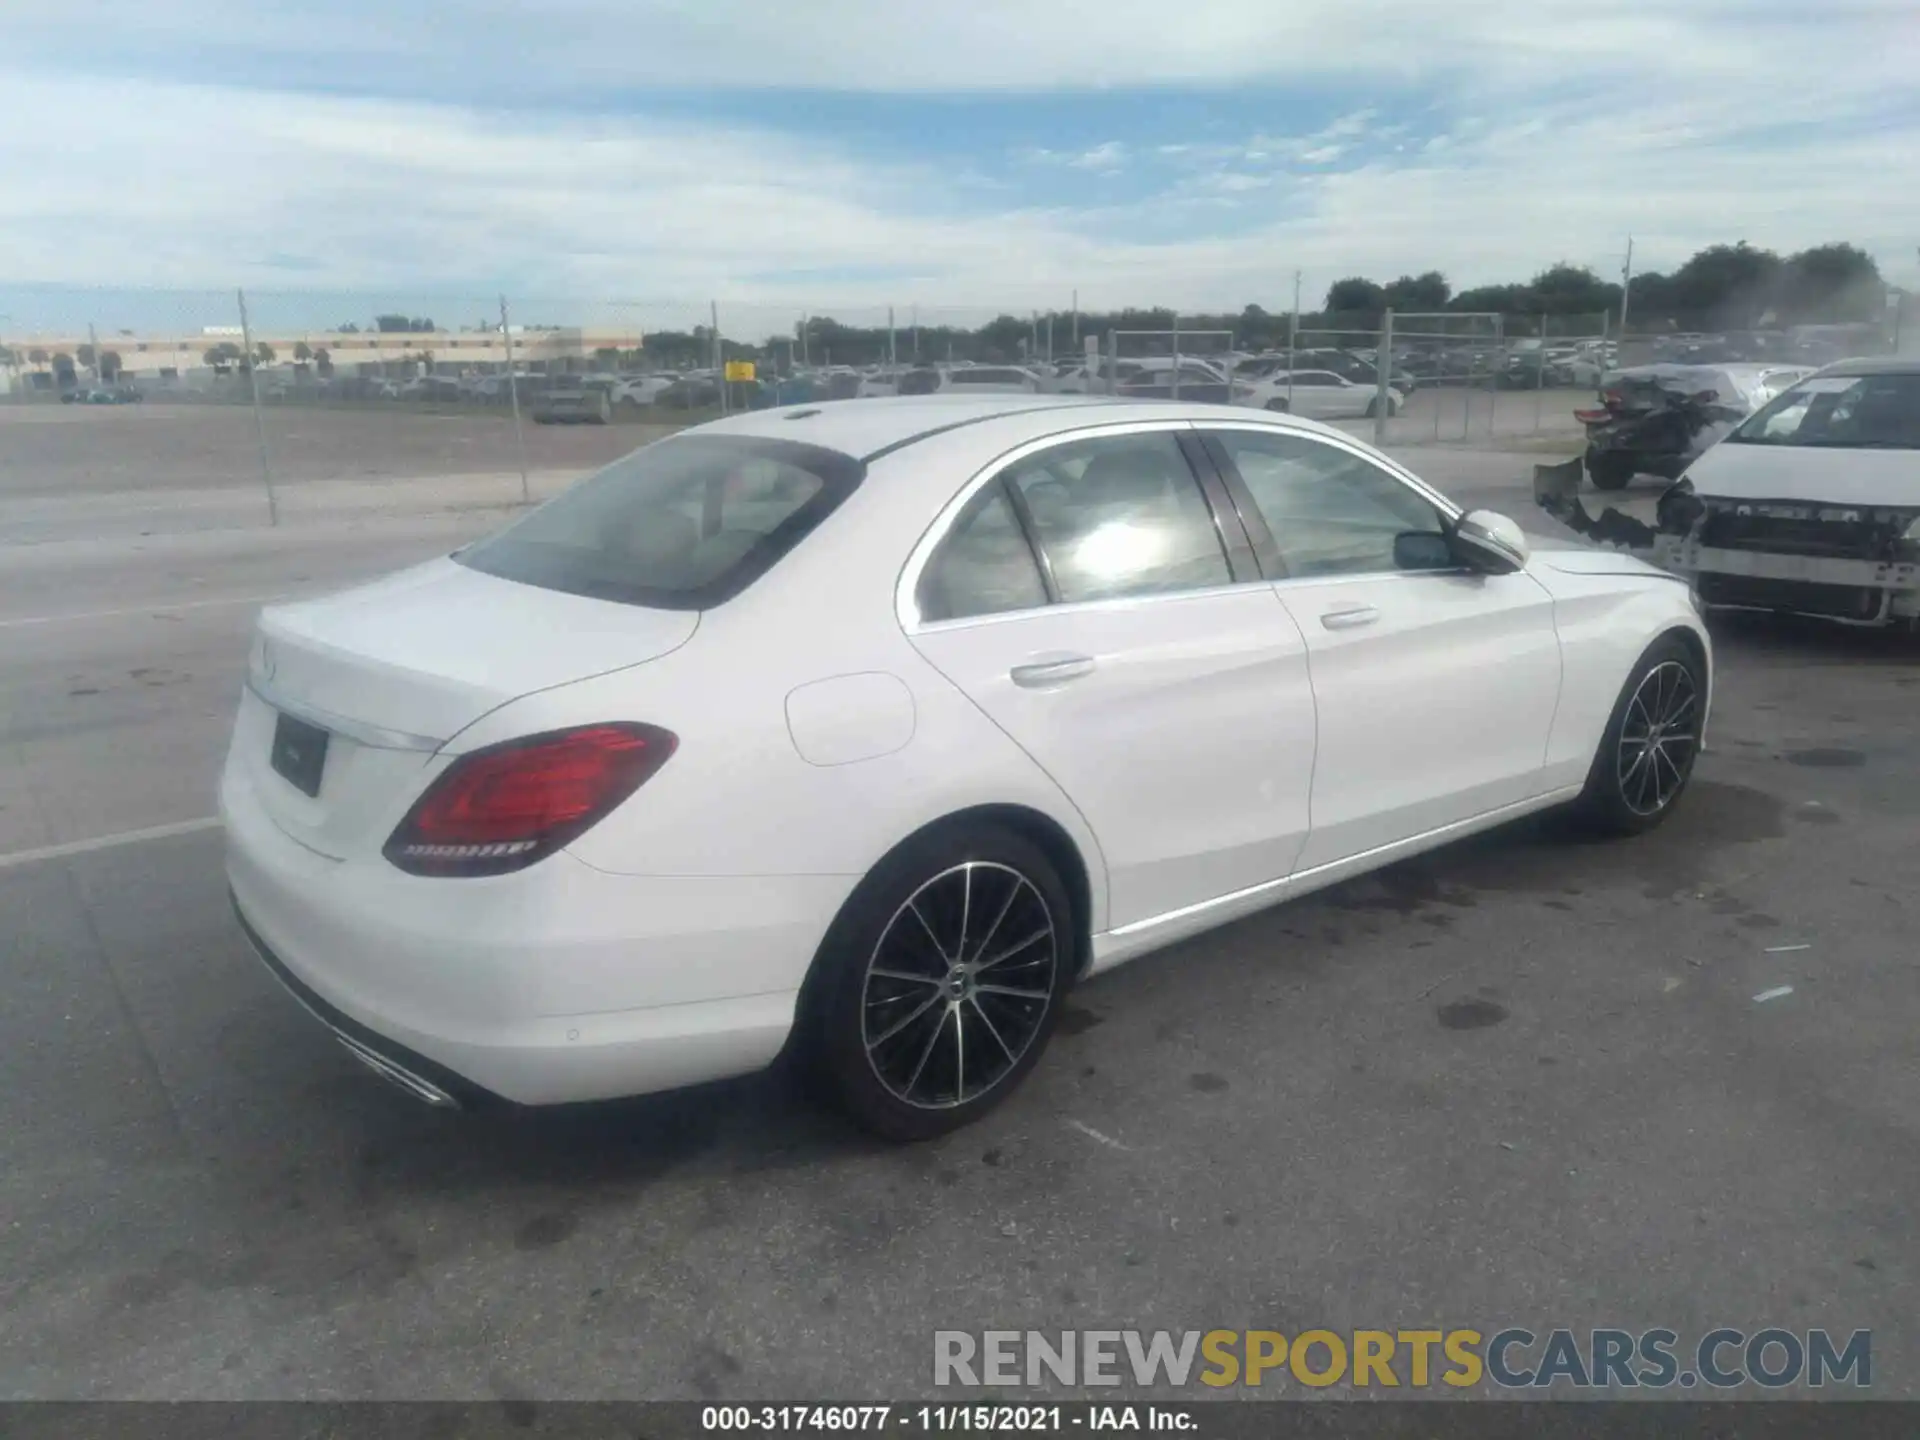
(1202, 424, 1563, 870)
(905, 424, 1317, 932)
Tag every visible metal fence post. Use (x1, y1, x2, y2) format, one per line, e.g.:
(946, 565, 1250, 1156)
(1172, 316, 1182, 402)
(1286, 273, 1299, 414)
(1533, 311, 1548, 432)
(1373, 308, 1394, 447)
(1489, 313, 1505, 439)
(1107, 328, 1118, 396)
(712, 300, 727, 415)
(498, 295, 530, 505)
(888, 305, 897, 372)
(1431, 316, 1444, 441)
(235, 288, 279, 526)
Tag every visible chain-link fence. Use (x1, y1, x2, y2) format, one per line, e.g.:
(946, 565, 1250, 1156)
(0, 286, 1666, 533)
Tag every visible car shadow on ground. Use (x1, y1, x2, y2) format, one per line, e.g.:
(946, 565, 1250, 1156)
(274, 781, 1797, 1200)
(1705, 609, 1920, 667)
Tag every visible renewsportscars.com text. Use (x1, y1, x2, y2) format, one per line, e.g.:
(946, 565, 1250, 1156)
(934, 1328, 1871, 1390)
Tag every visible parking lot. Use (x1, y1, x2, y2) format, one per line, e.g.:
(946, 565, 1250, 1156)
(0, 389, 1575, 537)
(3, 400, 1915, 1401)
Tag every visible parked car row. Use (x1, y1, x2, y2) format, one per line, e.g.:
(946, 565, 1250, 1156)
(1646, 328, 1889, 369)
(59, 386, 145, 405)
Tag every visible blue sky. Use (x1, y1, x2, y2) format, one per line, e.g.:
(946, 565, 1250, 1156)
(3, 1, 1918, 337)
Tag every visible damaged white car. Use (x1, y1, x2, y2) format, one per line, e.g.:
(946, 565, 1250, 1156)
(1541, 358, 1920, 627)
(1657, 358, 1920, 626)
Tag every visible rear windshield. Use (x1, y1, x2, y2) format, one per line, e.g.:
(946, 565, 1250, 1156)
(456, 435, 864, 609)
(1730, 373, 1920, 449)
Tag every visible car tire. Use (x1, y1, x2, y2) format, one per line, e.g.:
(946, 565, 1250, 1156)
(1569, 634, 1704, 837)
(1264, 398, 1290, 413)
(1586, 450, 1635, 491)
(805, 822, 1075, 1142)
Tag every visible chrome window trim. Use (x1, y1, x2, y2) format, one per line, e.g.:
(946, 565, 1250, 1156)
(895, 416, 1471, 633)
(910, 577, 1281, 635)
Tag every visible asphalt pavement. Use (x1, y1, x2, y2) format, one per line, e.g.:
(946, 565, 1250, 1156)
(2, 439, 1915, 1401)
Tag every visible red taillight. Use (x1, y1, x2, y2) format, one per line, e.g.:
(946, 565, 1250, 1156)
(1600, 389, 1625, 408)
(1573, 408, 1612, 423)
(385, 722, 676, 876)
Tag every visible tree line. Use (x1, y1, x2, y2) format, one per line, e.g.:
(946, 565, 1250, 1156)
(632, 241, 1892, 369)
(1323, 241, 1887, 333)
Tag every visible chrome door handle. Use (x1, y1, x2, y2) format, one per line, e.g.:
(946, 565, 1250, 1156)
(1320, 605, 1380, 630)
(1010, 654, 1097, 687)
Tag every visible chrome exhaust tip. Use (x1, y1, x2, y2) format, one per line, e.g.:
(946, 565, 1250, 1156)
(334, 1032, 462, 1109)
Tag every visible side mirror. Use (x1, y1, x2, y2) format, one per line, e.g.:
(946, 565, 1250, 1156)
(1451, 509, 1530, 574)
(1393, 531, 1456, 571)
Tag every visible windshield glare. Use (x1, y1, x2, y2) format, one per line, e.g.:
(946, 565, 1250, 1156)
(1730, 373, 1920, 449)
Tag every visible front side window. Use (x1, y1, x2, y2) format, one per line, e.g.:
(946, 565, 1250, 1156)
(1213, 430, 1447, 578)
(916, 485, 1048, 623)
(457, 435, 862, 609)
(1002, 431, 1231, 603)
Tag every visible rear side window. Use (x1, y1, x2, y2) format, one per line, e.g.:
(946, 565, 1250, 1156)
(916, 484, 1048, 623)
(457, 435, 863, 609)
(1004, 432, 1231, 603)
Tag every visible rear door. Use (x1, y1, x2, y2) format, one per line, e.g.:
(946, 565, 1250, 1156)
(904, 423, 1317, 933)
(1200, 424, 1562, 869)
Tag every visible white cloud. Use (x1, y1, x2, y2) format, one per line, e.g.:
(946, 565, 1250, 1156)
(2, 0, 1918, 317)
(15, 0, 1916, 97)
(1066, 142, 1128, 172)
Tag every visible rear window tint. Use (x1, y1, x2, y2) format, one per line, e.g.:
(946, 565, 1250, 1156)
(456, 435, 864, 609)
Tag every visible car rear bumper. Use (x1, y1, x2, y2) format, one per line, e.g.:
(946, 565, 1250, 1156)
(222, 757, 848, 1105)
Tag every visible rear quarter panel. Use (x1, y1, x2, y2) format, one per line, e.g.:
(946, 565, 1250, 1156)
(437, 435, 1113, 926)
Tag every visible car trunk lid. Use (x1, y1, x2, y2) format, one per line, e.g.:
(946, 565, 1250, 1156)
(240, 558, 698, 858)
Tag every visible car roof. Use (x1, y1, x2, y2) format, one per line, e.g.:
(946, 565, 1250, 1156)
(1813, 355, 1920, 378)
(688, 394, 1121, 458)
(675, 393, 1369, 464)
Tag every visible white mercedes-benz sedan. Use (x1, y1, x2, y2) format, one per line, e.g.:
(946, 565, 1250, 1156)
(223, 395, 1712, 1139)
